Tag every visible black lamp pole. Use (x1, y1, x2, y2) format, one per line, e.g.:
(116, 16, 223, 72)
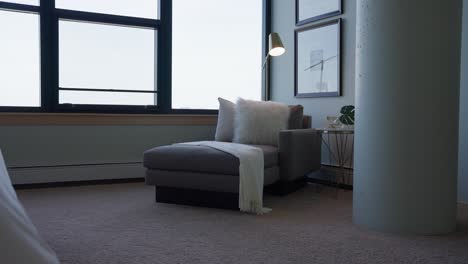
(262, 32, 285, 101)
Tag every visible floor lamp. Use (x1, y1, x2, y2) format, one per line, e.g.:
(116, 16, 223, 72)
(263, 32, 286, 101)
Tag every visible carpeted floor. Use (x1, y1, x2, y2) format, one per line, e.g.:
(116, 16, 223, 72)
(17, 183, 468, 264)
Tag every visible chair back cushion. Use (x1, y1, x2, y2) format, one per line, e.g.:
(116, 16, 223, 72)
(215, 98, 306, 143)
(288, 105, 304, 129)
(215, 97, 236, 142)
(233, 98, 290, 146)
(302, 115, 312, 128)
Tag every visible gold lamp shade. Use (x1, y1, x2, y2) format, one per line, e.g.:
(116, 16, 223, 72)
(268, 32, 285, 57)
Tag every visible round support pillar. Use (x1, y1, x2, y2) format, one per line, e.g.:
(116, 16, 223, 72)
(353, 0, 463, 234)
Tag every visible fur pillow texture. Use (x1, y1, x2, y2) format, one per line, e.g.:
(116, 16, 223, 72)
(233, 98, 290, 146)
(215, 97, 236, 142)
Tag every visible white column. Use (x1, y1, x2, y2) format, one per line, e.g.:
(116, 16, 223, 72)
(353, 0, 463, 234)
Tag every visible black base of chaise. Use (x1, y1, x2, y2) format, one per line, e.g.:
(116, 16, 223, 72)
(264, 177, 307, 196)
(155, 186, 239, 210)
(155, 178, 307, 210)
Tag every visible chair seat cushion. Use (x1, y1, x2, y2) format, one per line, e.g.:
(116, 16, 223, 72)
(143, 144, 278, 175)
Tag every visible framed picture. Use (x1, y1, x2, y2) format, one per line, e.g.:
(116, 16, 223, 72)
(295, 19, 341, 98)
(296, 0, 342, 26)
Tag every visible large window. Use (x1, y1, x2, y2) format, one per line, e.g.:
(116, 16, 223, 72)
(0, 0, 267, 113)
(172, 0, 263, 109)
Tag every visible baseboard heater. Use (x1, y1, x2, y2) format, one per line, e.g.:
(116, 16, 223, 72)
(8, 162, 145, 186)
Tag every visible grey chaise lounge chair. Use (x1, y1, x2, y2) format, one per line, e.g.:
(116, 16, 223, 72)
(143, 115, 321, 209)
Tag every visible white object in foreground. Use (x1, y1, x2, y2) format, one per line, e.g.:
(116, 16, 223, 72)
(180, 141, 270, 215)
(0, 150, 60, 264)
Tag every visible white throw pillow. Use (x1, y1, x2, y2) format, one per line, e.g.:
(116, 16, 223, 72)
(233, 98, 290, 146)
(215, 97, 236, 142)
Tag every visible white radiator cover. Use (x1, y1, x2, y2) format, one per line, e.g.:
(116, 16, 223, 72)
(9, 163, 145, 185)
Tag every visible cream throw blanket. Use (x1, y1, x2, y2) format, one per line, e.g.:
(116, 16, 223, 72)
(180, 141, 271, 214)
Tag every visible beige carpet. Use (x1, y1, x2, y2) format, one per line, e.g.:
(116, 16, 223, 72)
(17, 183, 468, 264)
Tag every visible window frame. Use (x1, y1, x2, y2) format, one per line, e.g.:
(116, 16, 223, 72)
(0, 0, 271, 114)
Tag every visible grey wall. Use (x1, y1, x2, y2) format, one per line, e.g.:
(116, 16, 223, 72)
(271, 0, 356, 168)
(271, 0, 356, 129)
(0, 125, 215, 182)
(271, 0, 468, 204)
(459, 0, 468, 203)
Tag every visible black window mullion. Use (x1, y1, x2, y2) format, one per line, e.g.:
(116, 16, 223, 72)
(157, 0, 172, 113)
(39, 0, 57, 112)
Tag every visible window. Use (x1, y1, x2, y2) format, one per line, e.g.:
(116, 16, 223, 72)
(0, 0, 268, 113)
(55, 1, 159, 110)
(55, 0, 158, 19)
(3, 0, 38, 5)
(59, 21, 156, 106)
(60, 90, 155, 106)
(172, 0, 263, 110)
(0, 9, 40, 107)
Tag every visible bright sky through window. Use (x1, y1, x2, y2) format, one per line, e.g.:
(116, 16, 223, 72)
(56, 0, 158, 19)
(0, 10, 40, 107)
(172, 0, 263, 109)
(59, 21, 156, 105)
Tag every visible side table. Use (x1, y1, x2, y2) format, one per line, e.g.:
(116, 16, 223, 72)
(316, 128, 354, 193)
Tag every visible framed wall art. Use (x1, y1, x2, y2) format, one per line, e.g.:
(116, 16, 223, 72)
(295, 19, 341, 98)
(296, 0, 342, 26)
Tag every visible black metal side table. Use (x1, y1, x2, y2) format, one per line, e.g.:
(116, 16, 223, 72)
(316, 128, 354, 194)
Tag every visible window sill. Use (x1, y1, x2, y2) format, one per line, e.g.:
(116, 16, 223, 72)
(0, 113, 218, 126)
